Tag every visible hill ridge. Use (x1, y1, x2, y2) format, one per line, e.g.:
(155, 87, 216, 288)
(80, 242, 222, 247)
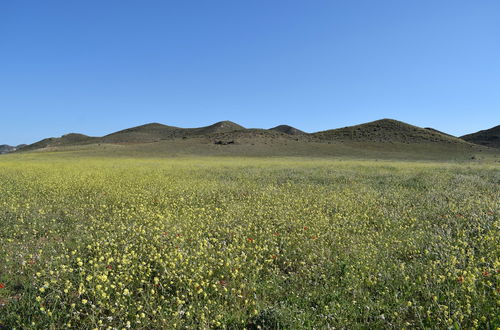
(15, 119, 496, 155)
(461, 125, 500, 148)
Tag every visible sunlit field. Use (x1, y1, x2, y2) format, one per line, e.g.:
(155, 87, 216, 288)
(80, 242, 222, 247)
(0, 155, 498, 329)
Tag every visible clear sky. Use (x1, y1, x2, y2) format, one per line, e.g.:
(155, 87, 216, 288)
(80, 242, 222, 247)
(1, 1, 499, 145)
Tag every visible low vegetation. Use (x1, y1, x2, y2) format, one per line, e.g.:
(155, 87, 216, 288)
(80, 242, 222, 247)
(0, 154, 498, 328)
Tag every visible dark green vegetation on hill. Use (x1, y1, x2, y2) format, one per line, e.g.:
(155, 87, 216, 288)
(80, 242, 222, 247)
(0, 155, 498, 328)
(461, 125, 500, 149)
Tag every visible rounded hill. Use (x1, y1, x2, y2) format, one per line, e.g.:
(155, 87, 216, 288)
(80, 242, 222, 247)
(313, 119, 468, 144)
(269, 125, 306, 135)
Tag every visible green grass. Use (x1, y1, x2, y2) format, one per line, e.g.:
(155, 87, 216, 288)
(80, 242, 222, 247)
(0, 154, 498, 329)
(18, 136, 499, 162)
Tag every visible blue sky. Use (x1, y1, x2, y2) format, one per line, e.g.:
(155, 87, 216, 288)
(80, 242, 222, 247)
(1, 1, 499, 145)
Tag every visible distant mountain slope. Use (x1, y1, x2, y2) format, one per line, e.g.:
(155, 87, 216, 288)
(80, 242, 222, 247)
(461, 125, 500, 148)
(313, 119, 468, 144)
(269, 125, 306, 135)
(1, 144, 28, 154)
(0, 145, 16, 154)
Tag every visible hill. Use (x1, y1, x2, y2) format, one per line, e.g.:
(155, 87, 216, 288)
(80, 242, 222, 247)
(0, 145, 15, 154)
(269, 125, 306, 135)
(461, 125, 500, 148)
(100, 123, 182, 143)
(313, 119, 469, 145)
(1, 144, 28, 154)
(97, 121, 245, 143)
(19, 134, 96, 151)
(19, 121, 246, 148)
(13, 119, 499, 161)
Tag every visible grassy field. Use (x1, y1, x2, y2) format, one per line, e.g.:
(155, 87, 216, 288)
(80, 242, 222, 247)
(0, 154, 498, 329)
(19, 137, 499, 162)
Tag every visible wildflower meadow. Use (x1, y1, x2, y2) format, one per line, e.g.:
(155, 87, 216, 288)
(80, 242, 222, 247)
(0, 155, 498, 329)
